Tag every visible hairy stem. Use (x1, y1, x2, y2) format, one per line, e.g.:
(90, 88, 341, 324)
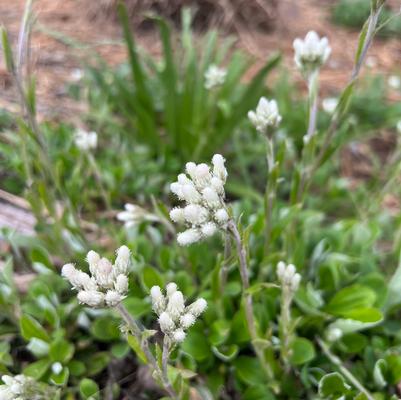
(228, 220, 274, 380)
(279, 286, 292, 368)
(317, 338, 374, 400)
(116, 304, 178, 399)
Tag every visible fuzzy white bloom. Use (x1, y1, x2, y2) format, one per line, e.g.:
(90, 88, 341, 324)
(115, 274, 129, 294)
(388, 75, 401, 89)
(277, 261, 301, 292)
(177, 228, 202, 246)
(159, 312, 175, 333)
(201, 222, 217, 237)
(248, 97, 282, 133)
(212, 154, 228, 183)
(117, 203, 159, 229)
(293, 31, 331, 72)
(169, 207, 185, 224)
(180, 313, 196, 329)
(187, 298, 207, 317)
(166, 282, 178, 297)
(215, 208, 229, 224)
(77, 290, 105, 307)
(204, 64, 227, 89)
(61, 246, 130, 308)
(151, 285, 166, 314)
(74, 129, 97, 151)
(114, 246, 131, 276)
(167, 291, 185, 321)
(170, 154, 229, 245)
(0, 374, 34, 399)
(322, 97, 338, 114)
(172, 329, 186, 343)
(184, 204, 208, 225)
(151, 283, 207, 343)
(105, 290, 125, 307)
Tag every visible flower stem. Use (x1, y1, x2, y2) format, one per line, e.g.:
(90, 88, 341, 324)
(317, 338, 374, 400)
(279, 286, 293, 368)
(116, 304, 178, 399)
(228, 220, 274, 380)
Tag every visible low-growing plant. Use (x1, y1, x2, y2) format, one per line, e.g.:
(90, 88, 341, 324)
(3, 0, 401, 399)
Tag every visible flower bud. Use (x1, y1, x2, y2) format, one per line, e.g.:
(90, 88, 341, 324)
(166, 282, 178, 297)
(201, 222, 217, 237)
(187, 298, 207, 317)
(86, 250, 100, 275)
(105, 290, 125, 307)
(180, 313, 195, 329)
(114, 245, 130, 275)
(177, 228, 202, 246)
(202, 187, 220, 208)
(170, 182, 184, 199)
(169, 207, 185, 224)
(77, 290, 105, 307)
(151, 285, 166, 314)
(212, 154, 228, 182)
(204, 65, 227, 90)
(167, 291, 185, 321)
(277, 261, 286, 281)
(184, 204, 209, 225)
(94, 258, 114, 287)
(215, 208, 229, 224)
(210, 176, 225, 194)
(172, 328, 186, 343)
(182, 184, 202, 204)
(159, 312, 175, 333)
(115, 274, 129, 294)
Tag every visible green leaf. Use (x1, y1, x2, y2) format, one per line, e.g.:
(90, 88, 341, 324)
(290, 337, 316, 365)
(318, 372, 351, 397)
(325, 285, 376, 316)
(384, 255, 401, 312)
(209, 320, 231, 346)
(1, 27, 14, 72)
(86, 352, 110, 376)
(373, 359, 387, 389)
(211, 344, 238, 362)
(234, 356, 265, 385)
(127, 334, 147, 364)
(90, 317, 120, 342)
(141, 265, 164, 291)
(50, 366, 69, 386)
(341, 307, 383, 323)
(23, 358, 50, 379)
(50, 339, 74, 363)
(181, 331, 211, 362)
(20, 314, 50, 342)
(80, 378, 99, 399)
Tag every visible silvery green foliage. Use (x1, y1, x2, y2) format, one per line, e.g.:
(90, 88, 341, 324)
(293, 31, 331, 73)
(73, 129, 97, 151)
(277, 261, 301, 292)
(248, 97, 282, 133)
(170, 154, 229, 246)
(150, 283, 207, 343)
(116, 203, 160, 229)
(204, 64, 227, 90)
(61, 246, 130, 308)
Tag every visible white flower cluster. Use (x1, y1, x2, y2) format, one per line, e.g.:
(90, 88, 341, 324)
(277, 261, 301, 292)
(248, 97, 282, 133)
(293, 31, 331, 72)
(74, 129, 98, 151)
(204, 64, 227, 90)
(169, 154, 230, 246)
(62, 246, 130, 308)
(150, 283, 207, 343)
(117, 203, 160, 229)
(0, 374, 33, 400)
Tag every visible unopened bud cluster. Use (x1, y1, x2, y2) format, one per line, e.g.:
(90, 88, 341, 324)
(293, 31, 331, 73)
(277, 261, 301, 292)
(248, 97, 282, 133)
(0, 374, 35, 400)
(117, 203, 160, 229)
(62, 246, 130, 308)
(170, 154, 230, 246)
(150, 283, 207, 343)
(204, 64, 227, 90)
(74, 128, 98, 151)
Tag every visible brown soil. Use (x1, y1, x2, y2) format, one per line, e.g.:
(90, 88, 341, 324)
(0, 0, 400, 121)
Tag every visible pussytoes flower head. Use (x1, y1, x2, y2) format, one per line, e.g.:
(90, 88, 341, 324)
(0, 374, 35, 400)
(293, 31, 331, 73)
(277, 261, 301, 292)
(61, 246, 131, 308)
(170, 154, 229, 245)
(150, 283, 207, 343)
(248, 97, 282, 133)
(117, 203, 160, 229)
(74, 129, 97, 151)
(204, 64, 227, 89)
